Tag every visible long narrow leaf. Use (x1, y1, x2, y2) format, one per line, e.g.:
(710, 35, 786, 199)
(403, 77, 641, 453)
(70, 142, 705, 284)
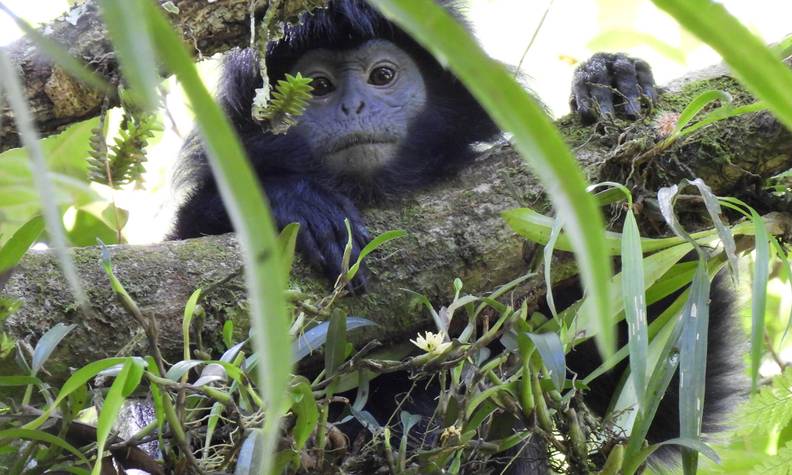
(678, 261, 712, 474)
(526, 332, 565, 390)
(621, 210, 648, 406)
(98, 0, 158, 110)
(141, 4, 291, 474)
(673, 90, 733, 135)
(93, 359, 132, 475)
(0, 428, 89, 465)
(652, 0, 792, 132)
(32, 323, 77, 375)
(0, 216, 44, 273)
(750, 209, 770, 392)
(623, 262, 710, 475)
(0, 51, 88, 307)
(369, 0, 614, 358)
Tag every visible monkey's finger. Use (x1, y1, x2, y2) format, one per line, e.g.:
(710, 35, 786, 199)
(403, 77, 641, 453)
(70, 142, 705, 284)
(317, 224, 347, 281)
(571, 78, 595, 124)
(589, 83, 615, 119)
(612, 56, 642, 119)
(635, 59, 658, 105)
(572, 54, 615, 123)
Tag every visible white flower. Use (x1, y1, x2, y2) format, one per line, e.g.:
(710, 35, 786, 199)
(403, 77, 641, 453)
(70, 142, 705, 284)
(440, 425, 462, 443)
(410, 331, 451, 355)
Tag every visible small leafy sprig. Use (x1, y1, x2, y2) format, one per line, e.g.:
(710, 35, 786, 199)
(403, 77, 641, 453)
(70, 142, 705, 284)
(252, 73, 314, 135)
(89, 106, 160, 189)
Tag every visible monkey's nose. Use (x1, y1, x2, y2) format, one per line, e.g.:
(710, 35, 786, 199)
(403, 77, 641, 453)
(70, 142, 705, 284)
(341, 101, 366, 115)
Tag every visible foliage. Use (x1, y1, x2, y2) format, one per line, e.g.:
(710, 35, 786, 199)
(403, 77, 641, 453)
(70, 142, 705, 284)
(735, 368, 792, 438)
(255, 73, 315, 135)
(749, 442, 792, 475)
(88, 105, 160, 188)
(0, 0, 791, 474)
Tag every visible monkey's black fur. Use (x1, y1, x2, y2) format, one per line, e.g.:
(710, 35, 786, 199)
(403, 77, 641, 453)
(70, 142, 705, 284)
(169, 1, 744, 472)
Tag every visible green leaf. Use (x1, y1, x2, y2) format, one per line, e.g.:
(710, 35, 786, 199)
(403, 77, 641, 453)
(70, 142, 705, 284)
(543, 217, 564, 318)
(685, 178, 739, 281)
(635, 437, 720, 466)
(750, 440, 792, 475)
(0, 216, 43, 273)
(673, 89, 733, 135)
(652, 0, 792, 132)
(204, 401, 225, 459)
(182, 288, 202, 365)
(504, 207, 706, 255)
(142, 4, 291, 474)
(749, 208, 770, 393)
(0, 428, 89, 465)
(93, 359, 133, 475)
(255, 73, 315, 134)
(278, 222, 300, 279)
(325, 311, 347, 381)
(32, 323, 77, 375)
(223, 319, 235, 349)
(346, 229, 407, 280)
(368, 0, 613, 358)
(526, 332, 565, 390)
(290, 377, 319, 450)
(621, 210, 648, 406)
(676, 101, 766, 139)
(23, 357, 129, 431)
(678, 263, 712, 474)
(66, 209, 121, 246)
(0, 50, 88, 307)
(235, 429, 265, 475)
(0, 375, 42, 386)
(97, 0, 159, 110)
(293, 316, 377, 362)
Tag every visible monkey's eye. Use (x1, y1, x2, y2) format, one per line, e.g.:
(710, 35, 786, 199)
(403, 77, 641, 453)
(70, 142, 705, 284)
(310, 76, 335, 96)
(368, 66, 396, 86)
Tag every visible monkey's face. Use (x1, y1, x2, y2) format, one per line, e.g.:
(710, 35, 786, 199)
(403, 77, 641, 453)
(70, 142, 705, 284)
(290, 39, 427, 177)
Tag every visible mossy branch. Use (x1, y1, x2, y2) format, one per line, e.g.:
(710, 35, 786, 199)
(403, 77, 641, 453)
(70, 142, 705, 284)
(3, 64, 792, 381)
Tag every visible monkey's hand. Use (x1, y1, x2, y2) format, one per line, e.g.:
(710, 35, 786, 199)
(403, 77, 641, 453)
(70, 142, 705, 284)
(266, 177, 371, 291)
(570, 52, 658, 124)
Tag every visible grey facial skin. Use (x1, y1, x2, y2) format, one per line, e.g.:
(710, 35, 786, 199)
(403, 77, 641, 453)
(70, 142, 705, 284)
(290, 39, 427, 176)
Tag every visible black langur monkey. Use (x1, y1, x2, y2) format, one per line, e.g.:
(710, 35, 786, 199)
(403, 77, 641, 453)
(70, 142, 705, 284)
(169, 0, 742, 471)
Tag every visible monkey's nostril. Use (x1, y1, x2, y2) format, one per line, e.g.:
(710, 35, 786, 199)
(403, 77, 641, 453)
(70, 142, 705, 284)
(356, 101, 365, 114)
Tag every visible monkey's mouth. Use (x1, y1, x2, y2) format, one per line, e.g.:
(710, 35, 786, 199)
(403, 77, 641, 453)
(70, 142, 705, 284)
(324, 133, 399, 156)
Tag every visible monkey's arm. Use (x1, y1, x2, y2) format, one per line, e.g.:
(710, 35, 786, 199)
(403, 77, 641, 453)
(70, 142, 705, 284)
(170, 182, 233, 239)
(263, 176, 371, 289)
(171, 174, 370, 288)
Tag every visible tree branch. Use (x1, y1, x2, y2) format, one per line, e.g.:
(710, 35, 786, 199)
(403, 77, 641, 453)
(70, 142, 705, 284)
(0, 0, 328, 151)
(3, 55, 792, 379)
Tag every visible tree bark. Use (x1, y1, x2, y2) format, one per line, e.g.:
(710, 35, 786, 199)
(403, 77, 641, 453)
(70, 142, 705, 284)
(3, 63, 792, 379)
(0, 0, 328, 152)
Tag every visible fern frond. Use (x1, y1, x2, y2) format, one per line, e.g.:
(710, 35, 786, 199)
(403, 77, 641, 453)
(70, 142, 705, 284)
(256, 73, 314, 134)
(750, 441, 792, 475)
(735, 367, 792, 436)
(88, 122, 109, 184)
(90, 110, 159, 189)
